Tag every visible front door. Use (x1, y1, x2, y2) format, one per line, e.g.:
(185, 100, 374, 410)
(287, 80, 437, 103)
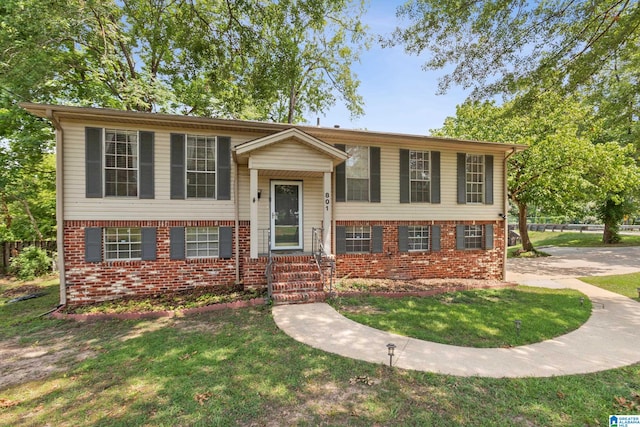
(271, 181, 303, 250)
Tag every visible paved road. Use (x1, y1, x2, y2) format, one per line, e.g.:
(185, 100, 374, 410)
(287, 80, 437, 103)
(273, 246, 640, 378)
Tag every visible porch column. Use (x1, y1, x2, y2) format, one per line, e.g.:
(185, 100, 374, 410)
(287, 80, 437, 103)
(323, 171, 332, 255)
(250, 167, 259, 258)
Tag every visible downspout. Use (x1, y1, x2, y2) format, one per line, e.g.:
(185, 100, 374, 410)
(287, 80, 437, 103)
(503, 147, 517, 281)
(46, 109, 66, 306)
(234, 158, 240, 284)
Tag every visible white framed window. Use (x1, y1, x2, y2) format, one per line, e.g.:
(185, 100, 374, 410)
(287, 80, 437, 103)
(104, 129, 138, 197)
(186, 135, 217, 198)
(466, 154, 484, 204)
(345, 225, 371, 253)
(104, 227, 142, 260)
(185, 227, 219, 258)
(408, 226, 430, 251)
(463, 225, 483, 249)
(410, 150, 430, 202)
(346, 145, 369, 201)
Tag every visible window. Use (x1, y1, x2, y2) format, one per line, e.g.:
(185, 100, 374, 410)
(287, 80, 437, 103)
(408, 226, 430, 251)
(186, 227, 219, 258)
(466, 154, 484, 203)
(104, 227, 142, 260)
(410, 151, 430, 202)
(105, 129, 138, 197)
(186, 135, 217, 198)
(345, 225, 371, 252)
(463, 225, 483, 249)
(346, 145, 369, 201)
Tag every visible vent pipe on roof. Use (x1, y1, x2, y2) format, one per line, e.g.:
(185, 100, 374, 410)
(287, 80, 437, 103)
(317, 117, 320, 126)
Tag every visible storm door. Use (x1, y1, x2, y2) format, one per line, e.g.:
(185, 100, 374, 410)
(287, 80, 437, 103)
(271, 181, 303, 250)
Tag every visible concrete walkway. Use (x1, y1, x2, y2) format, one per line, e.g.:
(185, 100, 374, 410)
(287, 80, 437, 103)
(272, 246, 640, 378)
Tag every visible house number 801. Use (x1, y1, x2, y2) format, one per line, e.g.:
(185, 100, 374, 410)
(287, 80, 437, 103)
(325, 192, 331, 211)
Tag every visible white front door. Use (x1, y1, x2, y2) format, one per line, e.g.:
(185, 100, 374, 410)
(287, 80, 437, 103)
(271, 180, 303, 250)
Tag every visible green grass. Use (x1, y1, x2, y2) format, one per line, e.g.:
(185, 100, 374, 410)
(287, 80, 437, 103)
(508, 231, 640, 257)
(581, 272, 640, 301)
(1, 277, 639, 426)
(329, 286, 591, 348)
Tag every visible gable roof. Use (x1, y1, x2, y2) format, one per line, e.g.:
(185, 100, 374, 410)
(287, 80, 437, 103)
(234, 128, 348, 166)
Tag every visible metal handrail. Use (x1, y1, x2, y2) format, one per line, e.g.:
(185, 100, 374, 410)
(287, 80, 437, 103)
(312, 227, 335, 294)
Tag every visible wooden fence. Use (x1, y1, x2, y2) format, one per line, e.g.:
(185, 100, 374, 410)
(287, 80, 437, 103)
(1, 240, 57, 273)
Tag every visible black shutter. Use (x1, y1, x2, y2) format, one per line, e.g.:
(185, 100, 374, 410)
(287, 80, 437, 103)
(85, 127, 103, 198)
(485, 224, 494, 250)
(431, 151, 441, 204)
(141, 227, 157, 260)
(372, 225, 383, 253)
(456, 224, 466, 250)
(398, 226, 409, 252)
(370, 147, 381, 203)
(217, 137, 231, 200)
(484, 155, 494, 205)
(219, 226, 233, 259)
(431, 225, 441, 252)
(335, 144, 346, 202)
(457, 153, 467, 204)
(170, 227, 185, 260)
(85, 227, 102, 262)
(170, 133, 185, 199)
(139, 131, 154, 199)
(399, 149, 410, 203)
(335, 226, 346, 254)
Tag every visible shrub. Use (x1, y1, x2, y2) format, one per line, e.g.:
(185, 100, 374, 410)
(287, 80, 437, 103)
(9, 246, 52, 280)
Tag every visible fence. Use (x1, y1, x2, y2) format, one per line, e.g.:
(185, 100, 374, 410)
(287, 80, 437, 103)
(1, 240, 57, 273)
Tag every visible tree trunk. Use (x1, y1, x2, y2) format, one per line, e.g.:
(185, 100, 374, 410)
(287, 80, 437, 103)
(517, 202, 534, 252)
(287, 84, 297, 124)
(1, 194, 12, 229)
(20, 199, 43, 240)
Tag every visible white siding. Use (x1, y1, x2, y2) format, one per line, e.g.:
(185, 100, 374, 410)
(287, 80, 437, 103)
(62, 120, 255, 221)
(62, 119, 508, 224)
(249, 139, 334, 172)
(334, 143, 506, 221)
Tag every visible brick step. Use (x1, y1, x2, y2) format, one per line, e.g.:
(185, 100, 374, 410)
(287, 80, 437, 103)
(271, 291, 326, 305)
(272, 281, 324, 293)
(271, 262, 318, 273)
(272, 271, 322, 282)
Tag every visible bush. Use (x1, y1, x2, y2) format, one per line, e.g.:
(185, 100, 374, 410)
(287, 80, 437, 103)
(9, 246, 52, 280)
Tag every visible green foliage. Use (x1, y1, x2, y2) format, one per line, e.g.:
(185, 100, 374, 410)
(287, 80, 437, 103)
(9, 246, 53, 280)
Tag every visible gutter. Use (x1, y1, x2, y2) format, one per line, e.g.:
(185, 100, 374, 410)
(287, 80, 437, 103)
(503, 147, 518, 281)
(234, 157, 240, 283)
(45, 109, 66, 307)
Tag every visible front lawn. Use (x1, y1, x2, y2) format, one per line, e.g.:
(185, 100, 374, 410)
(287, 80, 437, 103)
(1, 277, 639, 426)
(329, 286, 591, 348)
(581, 272, 640, 301)
(508, 231, 640, 257)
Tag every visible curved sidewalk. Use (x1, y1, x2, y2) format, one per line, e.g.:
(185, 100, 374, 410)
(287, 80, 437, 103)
(272, 247, 640, 378)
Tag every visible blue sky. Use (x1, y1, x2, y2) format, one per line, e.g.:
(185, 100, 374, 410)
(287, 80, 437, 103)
(312, 1, 470, 135)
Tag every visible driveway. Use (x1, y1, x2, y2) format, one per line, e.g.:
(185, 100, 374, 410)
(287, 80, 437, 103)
(507, 245, 640, 282)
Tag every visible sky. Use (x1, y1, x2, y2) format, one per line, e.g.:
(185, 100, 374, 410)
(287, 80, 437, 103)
(311, 1, 471, 136)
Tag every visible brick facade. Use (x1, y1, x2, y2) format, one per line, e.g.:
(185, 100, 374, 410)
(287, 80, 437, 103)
(63, 219, 504, 305)
(334, 220, 504, 281)
(64, 220, 238, 305)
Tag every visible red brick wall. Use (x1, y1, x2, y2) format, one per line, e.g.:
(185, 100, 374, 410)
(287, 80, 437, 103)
(64, 220, 239, 305)
(62, 219, 504, 304)
(334, 220, 505, 281)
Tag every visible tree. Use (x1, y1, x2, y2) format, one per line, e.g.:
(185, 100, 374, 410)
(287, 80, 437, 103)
(0, 0, 368, 240)
(391, 1, 640, 101)
(433, 95, 596, 252)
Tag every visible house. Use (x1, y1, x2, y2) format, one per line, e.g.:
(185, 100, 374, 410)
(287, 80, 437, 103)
(21, 103, 524, 306)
